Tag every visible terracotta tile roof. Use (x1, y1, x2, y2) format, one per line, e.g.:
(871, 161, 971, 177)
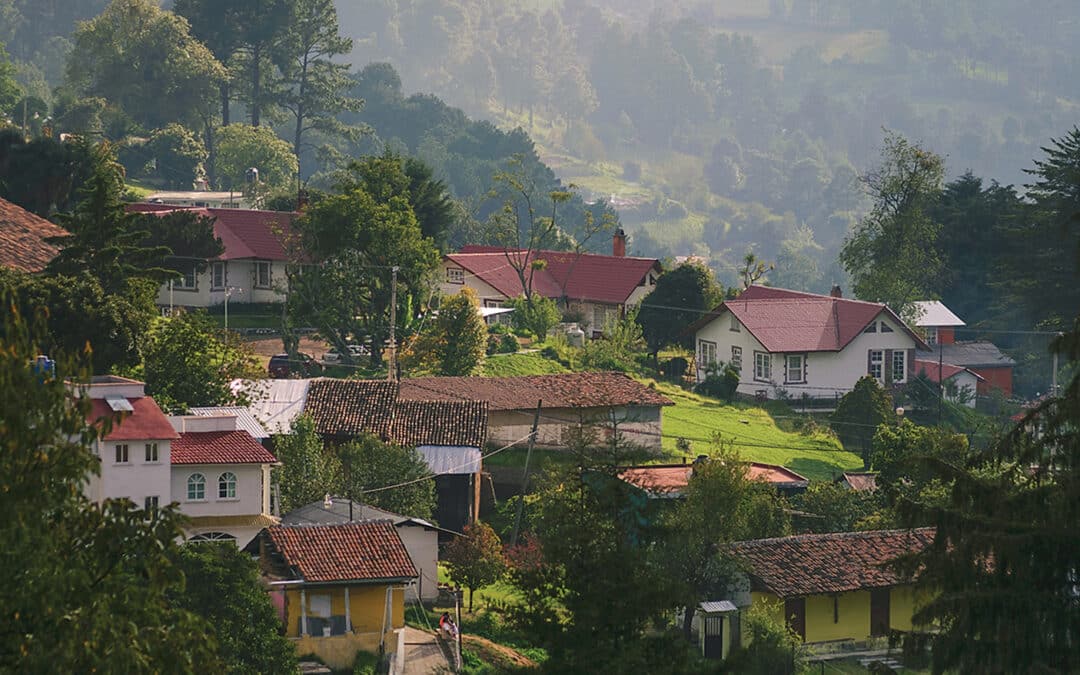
(391, 399, 488, 448)
(913, 359, 984, 384)
(172, 430, 278, 464)
(398, 372, 673, 411)
(266, 521, 417, 583)
(87, 397, 179, 441)
(303, 379, 399, 438)
(127, 204, 295, 261)
(839, 472, 878, 492)
(619, 461, 809, 497)
(728, 528, 935, 597)
(688, 285, 929, 353)
(0, 197, 68, 272)
(449, 246, 661, 305)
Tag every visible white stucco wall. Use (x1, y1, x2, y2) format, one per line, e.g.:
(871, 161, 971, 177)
(395, 525, 439, 602)
(694, 308, 918, 399)
(946, 371, 979, 408)
(440, 261, 512, 304)
(172, 463, 267, 517)
(156, 259, 288, 307)
(93, 439, 173, 507)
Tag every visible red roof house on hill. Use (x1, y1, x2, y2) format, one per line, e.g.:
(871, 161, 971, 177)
(617, 460, 809, 499)
(441, 231, 661, 335)
(690, 285, 928, 402)
(127, 203, 296, 308)
(0, 197, 68, 273)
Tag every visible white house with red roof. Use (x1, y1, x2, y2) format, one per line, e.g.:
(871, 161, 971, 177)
(689, 286, 928, 401)
(441, 231, 661, 336)
(127, 203, 296, 308)
(81, 376, 179, 510)
(912, 359, 983, 408)
(169, 413, 280, 546)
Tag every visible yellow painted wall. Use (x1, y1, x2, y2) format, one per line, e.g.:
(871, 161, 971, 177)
(284, 584, 406, 637)
(804, 591, 871, 643)
(292, 632, 384, 671)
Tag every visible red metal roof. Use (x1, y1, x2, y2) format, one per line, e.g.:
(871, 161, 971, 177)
(266, 521, 417, 583)
(449, 247, 660, 305)
(913, 359, 984, 384)
(689, 285, 928, 353)
(840, 472, 879, 492)
(729, 528, 935, 597)
(127, 204, 296, 261)
(0, 197, 68, 272)
(88, 397, 179, 441)
(172, 430, 278, 464)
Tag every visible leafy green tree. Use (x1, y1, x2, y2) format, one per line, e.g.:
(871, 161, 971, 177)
(724, 599, 802, 675)
(0, 129, 103, 216)
(791, 481, 881, 534)
(871, 419, 970, 510)
(135, 209, 225, 277)
(432, 288, 486, 376)
(64, 0, 225, 132)
(442, 522, 506, 612)
(636, 262, 723, 361)
(276, 0, 362, 162)
(339, 434, 436, 520)
(839, 131, 945, 313)
(509, 294, 561, 340)
(831, 376, 895, 467)
(171, 544, 298, 674)
(0, 294, 220, 672)
(213, 123, 298, 192)
(146, 123, 207, 189)
(663, 447, 791, 638)
(141, 311, 260, 412)
(273, 414, 343, 513)
(0, 40, 21, 115)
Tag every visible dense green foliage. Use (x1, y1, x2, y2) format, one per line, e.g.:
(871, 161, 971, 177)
(508, 294, 561, 340)
(432, 288, 487, 376)
(338, 434, 436, 520)
(171, 544, 298, 674)
(636, 262, 724, 359)
(272, 414, 343, 514)
(830, 376, 895, 464)
(443, 522, 507, 612)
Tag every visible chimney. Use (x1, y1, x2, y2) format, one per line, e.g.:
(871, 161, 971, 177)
(830, 285, 843, 298)
(612, 228, 626, 257)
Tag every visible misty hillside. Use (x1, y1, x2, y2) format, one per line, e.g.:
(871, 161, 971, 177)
(335, 0, 1080, 288)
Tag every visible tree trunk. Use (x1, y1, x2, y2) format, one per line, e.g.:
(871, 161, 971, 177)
(204, 122, 217, 187)
(682, 604, 696, 640)
(251, 44, 262, 127)
(220, 82, 230, 126)
(468, 586, 474, 612)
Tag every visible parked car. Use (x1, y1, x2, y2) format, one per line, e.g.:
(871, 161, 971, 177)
(321, 344, 369, 364)
(268, 353, 321, 378)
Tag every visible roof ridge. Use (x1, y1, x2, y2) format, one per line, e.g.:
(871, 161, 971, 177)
(732, 527, 933, 547)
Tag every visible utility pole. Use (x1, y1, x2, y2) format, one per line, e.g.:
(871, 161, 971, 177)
(1052, 332, 1063, 396)
(387, 266, 399, 381)
(510, 400, 542, 548)
(937, 345, 944, 425)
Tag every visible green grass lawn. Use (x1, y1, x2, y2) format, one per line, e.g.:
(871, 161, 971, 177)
(481, 352, 570, 377)
(644, 379, 863, 481)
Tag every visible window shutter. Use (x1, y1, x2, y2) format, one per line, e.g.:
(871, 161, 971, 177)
(884, 350, 893, 384)
(867, 350, 872, 374)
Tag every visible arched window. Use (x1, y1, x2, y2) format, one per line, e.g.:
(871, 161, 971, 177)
(187, 473, 205, 500)
(218, 471, 237, 499)
(190, 532, 236, 543)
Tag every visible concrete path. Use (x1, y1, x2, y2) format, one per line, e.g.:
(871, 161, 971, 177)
(401, 626, 453, 675)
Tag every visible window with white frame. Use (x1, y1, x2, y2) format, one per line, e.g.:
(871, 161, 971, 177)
(254, 261, 272, 288)
(785, 354, 806, 383)
(754, 351, 772, 382)
(144, 442, 158, 462)
(892, 350, 907, 383)
(730, 314, 741, 332)
(187, 473, 206, 501)
(926, 327, 939, 345)
(211, 261, 226, 289)
(144, 495, 159, 510)
(731, 345, 743, 370)
(446, 267, 464, 284)
(218, 472, 237, 499)
(868, 350, 884, 381)
(115, 443, 129, 464)
(698, 340, 718, 369)
(175, 263, 197, 290)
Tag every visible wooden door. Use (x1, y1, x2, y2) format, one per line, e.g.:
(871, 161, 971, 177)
(784, 597, 806, 641)
(870, 588, 891, 637)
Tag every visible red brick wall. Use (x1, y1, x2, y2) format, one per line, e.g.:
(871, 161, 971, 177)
(937, 327, 955, 345)
(974, 366, 1013, 398)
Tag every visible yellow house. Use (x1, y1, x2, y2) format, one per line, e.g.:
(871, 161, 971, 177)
(727, 528, 934, 646)
(249, 521, 418, 671)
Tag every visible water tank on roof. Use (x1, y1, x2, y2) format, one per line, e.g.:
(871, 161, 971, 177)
(566, 324, 585, 348)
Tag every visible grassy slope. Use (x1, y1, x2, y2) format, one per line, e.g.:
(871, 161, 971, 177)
(643, 379, 863, 481)
(481, 352, 570, 377)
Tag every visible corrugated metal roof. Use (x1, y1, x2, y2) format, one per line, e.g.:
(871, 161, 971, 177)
(912, 300, 965, 327)
(699, 600, 738, 613)
(918, 341, 1016, 368)
(188, 406, 270, 439)
(416, 446, 482, 475)
(232, 378, 312, 434)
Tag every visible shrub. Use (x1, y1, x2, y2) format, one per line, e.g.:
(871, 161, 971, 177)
(510, 295, 561, 340)
(499, 333, 518, 354)
(695, 362, 740, 401)
(663, 357, 689, 381)
(723, 600, 802, 675)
